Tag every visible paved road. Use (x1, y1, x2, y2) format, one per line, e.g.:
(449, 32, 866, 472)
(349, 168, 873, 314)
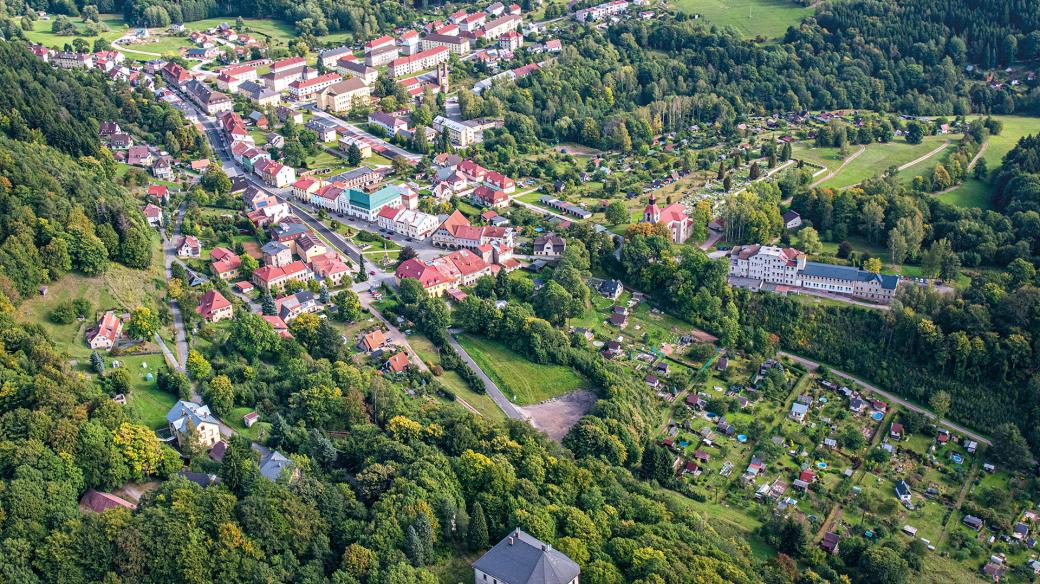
(160, 204, 190, 369)
(779, 351, 992, 446)
(446, 331, 527, 421)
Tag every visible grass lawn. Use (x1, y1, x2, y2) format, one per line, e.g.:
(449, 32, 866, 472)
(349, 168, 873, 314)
(936, 177, 992, 210)
(937, 115, 1040, 209)
(183, 17, 297, 46)
(407, 334, 506, 422)
(15, 233, 166, 358)
(456, 334, 588, 406)
(18, 14, 127, 51)
(124, 35, 193, 59)
(795, 135, 952, 189)
(670, 0, 812, 39)
(227, 406, 271, 442)
(114, 353, 177, 429)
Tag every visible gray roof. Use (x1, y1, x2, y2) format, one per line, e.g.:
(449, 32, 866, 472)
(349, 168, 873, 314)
(473, 529, 580, 584)
(166, 400, 218, 432)
(261, 241, 289, 255)
(259, 450, 295, 481)
(798, 261, 900, 290)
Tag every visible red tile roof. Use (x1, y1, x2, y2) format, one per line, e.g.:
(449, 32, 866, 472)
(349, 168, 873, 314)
(386, 351, 409, 373)
(197, 289, 231, 319)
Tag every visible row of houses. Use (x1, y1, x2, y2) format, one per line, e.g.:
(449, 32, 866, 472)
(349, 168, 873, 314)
(395, 244, 521, 297)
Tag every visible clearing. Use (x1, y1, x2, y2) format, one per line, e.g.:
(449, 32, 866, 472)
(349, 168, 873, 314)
(456, 334, 588, 406)
(794, 135, 952, 190)
(938, 114, 1040, 209)
(18, 13, 127, 51)
(521, 389, 596, 441)
(669, 0, 812, 39)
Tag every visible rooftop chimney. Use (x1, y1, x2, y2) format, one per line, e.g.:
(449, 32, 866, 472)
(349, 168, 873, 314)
(508, 537, 514, 545)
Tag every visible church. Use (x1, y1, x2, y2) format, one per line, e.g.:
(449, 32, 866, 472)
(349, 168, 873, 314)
(643, 193, 694, 244)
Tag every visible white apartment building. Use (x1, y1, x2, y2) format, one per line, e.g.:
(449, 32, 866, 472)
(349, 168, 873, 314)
(728, 245, 805, 286)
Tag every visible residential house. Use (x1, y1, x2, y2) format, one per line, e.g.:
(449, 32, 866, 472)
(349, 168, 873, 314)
(359, 329, 386, 352)
(274, 290, 320, 322)
(295, 233, 328, 263)
(431, 210, 514, 249)
(963, 515, 984, 531)
(128, 145, 154, 167)
(895, 480, 912, 505)
(152, 155, 174, 180)
(385, 351, 410, 373)
(210, 247, 242, 280)
(238, 80, 281, 107)
(472, 528, 580, 584)
(147, 184, 170, 204)
(252, 260, 313, 292)
(790, 402, 809, 423)
(87, 311, 123, 350)
(388, 46, 450, 78)
(259, 450, 299, 481)
(305, 118, 340, 143)
(317, 77, 371, 112)
(395, 257, 456, 297)
(533, 233, 566, 256)
(143, 203, 164, 227)
(196, 289, 233, 322)
(782, 210, 802, 230)
(176, 235, 201, 258)
(472, 185, 509, 208)
(368, 111, 409, 137)
(184, 79, 233, 114)
(599, 279, 623, 300)
(80, 489, 136, 513)
(261, 241, 294, 267)
(166, 400, 222, 449)
(375, 207, 440, 239)
(288, 72, 343, 100)
(820, 532, 840, 555)
(432, 115, 479, 147)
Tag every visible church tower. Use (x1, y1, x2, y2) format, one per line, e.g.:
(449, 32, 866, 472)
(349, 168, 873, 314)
(643, 193, 660, 223)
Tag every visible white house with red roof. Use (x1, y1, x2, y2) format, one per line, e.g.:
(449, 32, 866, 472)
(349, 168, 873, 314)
(147, 185, 170, 204)
(364, 35, 396, 53)
(432, 210, 514, 249)
(87, 311, 122, 350)
(288, 72, 342, 99)
(210, 247, 242, 280)
(143, 203, 164, 227)
(197, 289, 233, 322)
(472, 185, 509, 208)
(254, 159, 296, 187)
(176, 235, 201, 258)
(252, 260, 313, 292)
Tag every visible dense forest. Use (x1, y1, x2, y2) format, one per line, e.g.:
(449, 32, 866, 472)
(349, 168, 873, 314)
(0, 42, 210, 302)
(464, 0, 1040, 156)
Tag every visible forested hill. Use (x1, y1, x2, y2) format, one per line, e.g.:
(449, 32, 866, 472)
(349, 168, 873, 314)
(115, 0, 418, 37)
(0, 294, 763, 583)
(0, 41, 202, 302)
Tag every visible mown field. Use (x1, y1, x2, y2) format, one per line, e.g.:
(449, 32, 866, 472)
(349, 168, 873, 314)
(17, 13, 127, 50)
(456, 334, 588, 406)
(794, 135, 952, 189)
(938, 115, 1040, 209)
(670, 0, 812, 39)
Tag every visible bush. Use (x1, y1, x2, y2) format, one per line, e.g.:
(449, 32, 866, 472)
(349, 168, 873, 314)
(51, 298, 91, 324)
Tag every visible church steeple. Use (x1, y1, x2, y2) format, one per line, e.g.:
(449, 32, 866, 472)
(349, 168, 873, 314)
(643, 193, 660, 223)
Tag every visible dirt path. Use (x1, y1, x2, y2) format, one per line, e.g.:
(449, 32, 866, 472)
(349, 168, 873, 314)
(966, 141, 988, 171)
(895, 140, 950, 172)
(809, 146, 866, 189)
(779, 351, 991, 446)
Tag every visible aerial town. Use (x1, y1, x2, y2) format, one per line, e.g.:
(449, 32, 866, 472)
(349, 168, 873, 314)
(3, 0, 1040, 582)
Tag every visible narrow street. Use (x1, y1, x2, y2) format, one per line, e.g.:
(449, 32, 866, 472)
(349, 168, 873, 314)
(779, 351, 992, 445)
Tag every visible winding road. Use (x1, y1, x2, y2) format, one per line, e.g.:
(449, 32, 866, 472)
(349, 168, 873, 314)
(779, 351, 992, 446)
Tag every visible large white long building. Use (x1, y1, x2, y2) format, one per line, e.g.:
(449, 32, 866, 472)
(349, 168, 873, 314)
(728, 245, 902, 304)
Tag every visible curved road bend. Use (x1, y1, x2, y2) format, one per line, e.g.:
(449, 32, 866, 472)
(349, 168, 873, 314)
(779, 351, 991, 446)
